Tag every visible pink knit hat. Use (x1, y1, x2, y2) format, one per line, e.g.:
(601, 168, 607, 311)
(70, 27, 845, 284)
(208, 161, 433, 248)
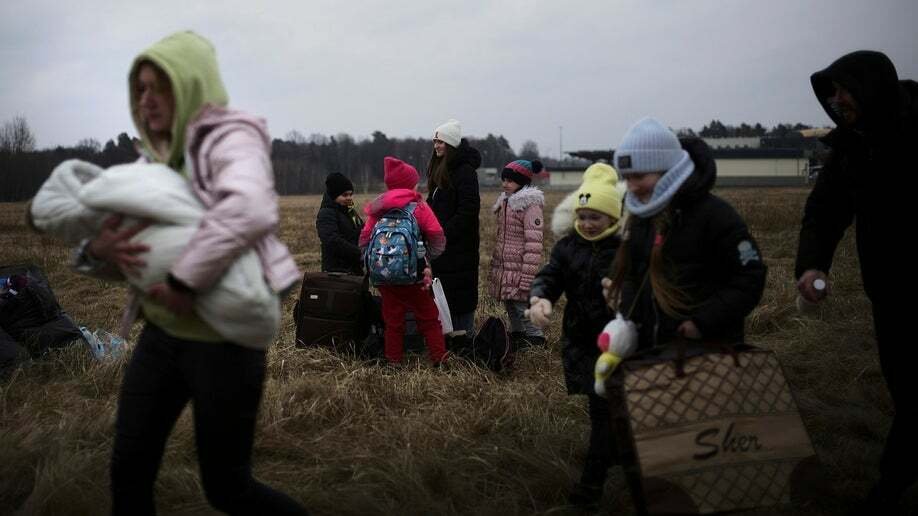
(383, 156, 419, 190)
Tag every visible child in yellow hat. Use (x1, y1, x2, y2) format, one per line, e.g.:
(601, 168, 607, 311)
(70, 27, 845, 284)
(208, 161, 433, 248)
(526, 163, 624, 507)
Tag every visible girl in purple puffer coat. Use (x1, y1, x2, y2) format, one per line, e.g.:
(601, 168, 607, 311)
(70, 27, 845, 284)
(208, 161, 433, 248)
(487, 160, 545, 348)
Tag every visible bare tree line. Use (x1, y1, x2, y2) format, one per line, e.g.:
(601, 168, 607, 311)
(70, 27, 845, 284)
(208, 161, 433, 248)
(0, 118, 528, 202)
(0, 115, 822, 202)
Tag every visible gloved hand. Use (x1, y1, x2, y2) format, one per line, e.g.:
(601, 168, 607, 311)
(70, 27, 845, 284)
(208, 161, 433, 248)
(525, 296, 553, 328)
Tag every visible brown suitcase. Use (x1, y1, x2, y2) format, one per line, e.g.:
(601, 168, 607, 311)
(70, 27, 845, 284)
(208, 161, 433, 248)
(293, 272, 368, 348)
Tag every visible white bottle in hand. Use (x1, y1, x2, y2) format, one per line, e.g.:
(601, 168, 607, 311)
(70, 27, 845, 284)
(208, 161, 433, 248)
(796, 278, 826, 314)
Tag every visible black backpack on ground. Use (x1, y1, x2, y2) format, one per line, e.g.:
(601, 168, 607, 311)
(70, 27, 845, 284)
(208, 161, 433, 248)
(354, 292, 384, 359)
(470, 316, 513, 373)
(1, 264, 83, 372)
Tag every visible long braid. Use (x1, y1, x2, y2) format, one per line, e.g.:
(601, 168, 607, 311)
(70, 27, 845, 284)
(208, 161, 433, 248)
(648, 211, 692, 318)
(606, 218, 632, 312)
(606, 210, 692, 318)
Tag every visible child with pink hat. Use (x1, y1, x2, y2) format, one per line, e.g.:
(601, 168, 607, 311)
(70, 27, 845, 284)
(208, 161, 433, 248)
(359, 157, 448, 365)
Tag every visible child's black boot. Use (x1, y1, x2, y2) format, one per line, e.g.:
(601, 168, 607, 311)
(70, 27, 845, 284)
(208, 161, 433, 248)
(568, 457, 608, 508)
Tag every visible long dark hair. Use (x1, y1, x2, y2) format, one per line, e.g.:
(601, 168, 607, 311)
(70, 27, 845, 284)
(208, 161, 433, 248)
(607, 210, 692, 319)
(426, 143, 456, 192)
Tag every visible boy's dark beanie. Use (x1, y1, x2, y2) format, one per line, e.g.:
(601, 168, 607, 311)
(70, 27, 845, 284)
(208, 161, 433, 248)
(325, 172, 354, 199)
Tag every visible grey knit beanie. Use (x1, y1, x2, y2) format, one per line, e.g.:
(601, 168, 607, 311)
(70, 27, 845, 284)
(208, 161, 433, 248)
(614, 117, 687, 174)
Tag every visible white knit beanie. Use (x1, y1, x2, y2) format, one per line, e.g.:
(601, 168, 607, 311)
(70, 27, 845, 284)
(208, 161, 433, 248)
(433, 119, 462, 148)
(614, 117, 686, 174)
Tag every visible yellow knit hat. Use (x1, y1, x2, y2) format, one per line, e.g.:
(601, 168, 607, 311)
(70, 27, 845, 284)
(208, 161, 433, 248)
(574, 163, 623, 220)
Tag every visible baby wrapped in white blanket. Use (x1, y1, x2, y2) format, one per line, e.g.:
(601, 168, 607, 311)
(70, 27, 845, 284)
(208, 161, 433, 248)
(30, 159, 280, 348)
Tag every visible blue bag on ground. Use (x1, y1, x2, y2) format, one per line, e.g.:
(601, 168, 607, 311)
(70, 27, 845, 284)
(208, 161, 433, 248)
(80, 327, 125, 361)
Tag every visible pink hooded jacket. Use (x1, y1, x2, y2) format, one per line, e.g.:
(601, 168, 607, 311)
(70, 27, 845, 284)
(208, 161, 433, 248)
(358, 189, 446, 259)
(488, 186, 544, 301)
(171, 106, 300, 293)
(93, 106, 300, 341)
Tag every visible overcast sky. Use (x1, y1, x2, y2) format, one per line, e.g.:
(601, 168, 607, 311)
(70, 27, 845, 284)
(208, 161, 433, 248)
(1, 0, 916, 158)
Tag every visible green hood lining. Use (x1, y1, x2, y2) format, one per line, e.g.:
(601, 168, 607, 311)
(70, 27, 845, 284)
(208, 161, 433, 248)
(129, 31, 229, 171)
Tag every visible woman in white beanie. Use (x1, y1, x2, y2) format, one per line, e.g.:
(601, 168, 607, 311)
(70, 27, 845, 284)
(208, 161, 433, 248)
(425, 119, 483, 334)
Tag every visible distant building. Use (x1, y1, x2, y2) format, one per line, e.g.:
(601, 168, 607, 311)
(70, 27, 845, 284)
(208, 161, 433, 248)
(797, 128, 831, 139)
(477, 167, 499, 186)
(702, 137, 761, 149)
(546, 167, 587, 188)
(558, 147, 810, 188)
(711, 148, 809, 186)
(567, 150, 613, 163)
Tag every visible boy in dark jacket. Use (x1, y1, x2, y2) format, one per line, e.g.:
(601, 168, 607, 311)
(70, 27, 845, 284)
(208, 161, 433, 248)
(316, 172, 364, 275)
(527, 164, 623, 507)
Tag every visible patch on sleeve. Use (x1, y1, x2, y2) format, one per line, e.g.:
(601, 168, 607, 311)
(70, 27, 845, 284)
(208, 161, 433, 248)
(737, 240, 761, 266)
(534, 217, 541, 226)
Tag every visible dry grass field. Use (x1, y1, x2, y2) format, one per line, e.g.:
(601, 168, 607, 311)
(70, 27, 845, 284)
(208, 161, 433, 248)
(0, 187, 905, 515)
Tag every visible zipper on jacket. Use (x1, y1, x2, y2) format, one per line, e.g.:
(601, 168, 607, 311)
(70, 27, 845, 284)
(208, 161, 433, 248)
(498, 198, 509, 297)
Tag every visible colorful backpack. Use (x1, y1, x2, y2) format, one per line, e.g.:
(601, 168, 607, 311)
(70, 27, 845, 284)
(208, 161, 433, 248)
(365, 203, 426, 285)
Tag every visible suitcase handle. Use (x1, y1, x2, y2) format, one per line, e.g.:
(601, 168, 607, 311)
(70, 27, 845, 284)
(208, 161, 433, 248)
(672, 337, 741, 378)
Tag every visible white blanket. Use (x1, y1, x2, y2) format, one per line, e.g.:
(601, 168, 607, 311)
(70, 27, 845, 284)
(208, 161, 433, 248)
(30, 159, 280, 348)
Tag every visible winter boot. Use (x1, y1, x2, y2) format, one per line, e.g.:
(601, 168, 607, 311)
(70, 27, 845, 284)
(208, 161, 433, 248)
(521, 335, 546, 348)
(568, 457, 609, 508)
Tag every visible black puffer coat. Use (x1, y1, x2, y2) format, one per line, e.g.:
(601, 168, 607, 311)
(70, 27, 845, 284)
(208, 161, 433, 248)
(619, 138, 767, 351)
(796, 51, 918, 302)
(427, 139, 482, 315)
(531, 232, 621, 395)
(316, 194, 364, 275)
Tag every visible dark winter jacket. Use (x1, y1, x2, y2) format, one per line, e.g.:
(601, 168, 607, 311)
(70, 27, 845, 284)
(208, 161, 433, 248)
(427, 139, 482, 314)
(796, 51, 917, 302)
(316, 193, 364, 275)
(531, 232, 621, 395)
(619, 138, 767, 351)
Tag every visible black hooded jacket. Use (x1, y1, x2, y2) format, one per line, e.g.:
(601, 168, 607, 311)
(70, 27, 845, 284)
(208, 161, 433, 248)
(619, 138, 767, 351)
(427, 139, 482, 314)
(530, 230, 621, 395)
(796, 51, 918, 301)
(316, 193, 364, 275)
